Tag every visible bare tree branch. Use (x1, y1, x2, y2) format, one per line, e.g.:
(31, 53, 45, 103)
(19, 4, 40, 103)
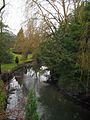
(46, 0, 62, 22)
(33, 0, 60, 24)
(0, 0, 5, 12)
(32, 0, 56, 34)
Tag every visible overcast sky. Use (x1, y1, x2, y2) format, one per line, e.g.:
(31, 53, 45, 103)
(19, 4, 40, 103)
(1, 0, 76, 35)
(2, 0, 25, 35)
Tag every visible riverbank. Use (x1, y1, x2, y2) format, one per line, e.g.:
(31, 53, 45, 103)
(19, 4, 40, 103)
(1, 61, 32, 81)
(49, 83, 90, 111)
(0, 80, 7, 119)
(0, 62, 90, 119)
(0, 60, 32, 119)
(1, 53, 32, 73)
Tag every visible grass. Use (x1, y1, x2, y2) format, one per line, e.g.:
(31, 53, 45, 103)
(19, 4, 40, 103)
(1, 63, 16, 72)
(12, 52, 32, 63)
(1, 53, 32, 72)
(28, 54, 32, 61)
(0, 80, 6, 111)
(11, 52, 22, 62)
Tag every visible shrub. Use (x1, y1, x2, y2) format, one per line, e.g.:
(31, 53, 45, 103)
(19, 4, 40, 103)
(25, 89, 39, 120)
(0, 80, 6, 110)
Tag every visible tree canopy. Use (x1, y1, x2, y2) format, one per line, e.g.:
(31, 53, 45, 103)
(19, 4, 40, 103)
(38, 1, 90, 94)
(0, 21, 15, 64)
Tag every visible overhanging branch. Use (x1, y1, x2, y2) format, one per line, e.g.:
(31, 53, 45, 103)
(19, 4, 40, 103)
(0, 0, 5, 12)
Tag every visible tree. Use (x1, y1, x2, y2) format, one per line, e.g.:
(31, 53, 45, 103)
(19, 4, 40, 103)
(39, 1, 90, 94)
(40, 21, 82, 85)
(26, 0, 83, 32)
(78, 2, 90, 95)
(24, 19, 49, 71)
(0, 0, 5, 12)
(0, 21, 13, 73)
(0, 10, 15, 65)
(0, 0, 5, 74)
(14, 28, 25, 54)
(25, 0, 90, 94)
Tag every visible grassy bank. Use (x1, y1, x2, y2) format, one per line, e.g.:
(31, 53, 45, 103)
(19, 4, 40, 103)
(11, 52, 32, 63)
(0, 53, 32, 118)
(0, 80, 6, 119)
(1, 53, 32, 73)
(1, 63, 16, 72)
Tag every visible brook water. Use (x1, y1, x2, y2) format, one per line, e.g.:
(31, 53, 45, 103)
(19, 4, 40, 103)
(6, 67, 90, 120)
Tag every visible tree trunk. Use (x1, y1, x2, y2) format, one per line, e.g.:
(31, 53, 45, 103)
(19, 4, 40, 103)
(86, 70, 90, 96)
(62, 0, 67, 22)
(0, 1, 5, 75)
(0, 64, 1, 74)
(0, 0, 5, 12)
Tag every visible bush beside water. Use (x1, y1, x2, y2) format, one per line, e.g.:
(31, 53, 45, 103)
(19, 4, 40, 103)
(0, 80, 6, 110)
(25, 89, 39, 120)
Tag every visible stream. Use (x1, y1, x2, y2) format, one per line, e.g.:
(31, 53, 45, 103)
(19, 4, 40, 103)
(6, 67, 90, 120)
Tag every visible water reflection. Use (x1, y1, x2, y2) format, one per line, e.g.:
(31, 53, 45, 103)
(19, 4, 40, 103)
(38, 86, 90, 120)
(6, 67, 90, 120)
(6, 77, 24, 120)
(23, 67, 90, 120)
